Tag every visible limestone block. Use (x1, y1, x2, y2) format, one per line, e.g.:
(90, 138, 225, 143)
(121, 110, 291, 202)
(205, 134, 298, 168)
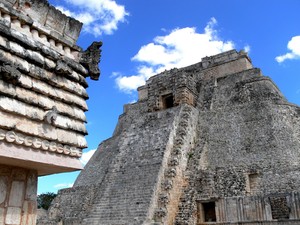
(0, 176, 7, 204)
(0, 80, 16, 97)
(25, 171, 37, 201)
(71, 71, 80, 81)
(9, 41, 25, 56)
(15, 87, 38, 106)
(27, 49, 45, 65)
(0, 35, 7, 48)
(10, 86, 86, 122)
(45, 6, 68, 36)
(32, 79, 50, 96)
(56, 129, 80, 146)
(11, 168, 26, 180)
(5, 207, 21, 225)
(22, 0, 49, 25)
(77, 134, 88, 148)
(18, 74, 33, 89)
(21, 200, 37, 225)
(8, 49, 30, 72)
(0, 208, 4, 225)
(15, 117, 41, 137)
(0, 110, 17, 129)
(0, 96, 24, 115)
(55, 115, 87, 134)
(64, 17, 82, 43)
(0, 96, 44, 121)
(44, 57, 56, 69)
(72, 107, 87, 122)
(0, 207, 5, 225)
(9, 181, 25, 207)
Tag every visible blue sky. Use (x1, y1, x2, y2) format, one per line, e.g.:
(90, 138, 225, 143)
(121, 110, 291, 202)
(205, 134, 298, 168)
(38, 0, 300, 194)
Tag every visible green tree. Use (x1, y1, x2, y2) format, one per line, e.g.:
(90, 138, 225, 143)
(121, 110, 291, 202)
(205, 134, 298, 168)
(37, 192, 57, 210)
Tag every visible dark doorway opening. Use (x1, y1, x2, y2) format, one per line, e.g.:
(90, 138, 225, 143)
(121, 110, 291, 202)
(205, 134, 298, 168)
(162, 94, 174, 109)
(203, 202, 216, 222)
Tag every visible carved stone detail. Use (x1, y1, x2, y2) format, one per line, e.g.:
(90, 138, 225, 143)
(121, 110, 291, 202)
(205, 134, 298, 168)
(0, 128, 82, 157)
(55, 60, 72, 75)
(154, 207, 167, 218)
(0, 63, 21, 85)
(79, 41, 102, 80)
(44, 106, 58, 125)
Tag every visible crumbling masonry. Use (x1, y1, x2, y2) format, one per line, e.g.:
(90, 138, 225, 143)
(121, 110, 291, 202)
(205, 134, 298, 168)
(0, 0, 101, 224)
(42, 49, 300, 225)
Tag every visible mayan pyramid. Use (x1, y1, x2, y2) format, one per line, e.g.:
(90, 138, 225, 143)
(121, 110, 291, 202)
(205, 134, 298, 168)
(41, 50, 300, 225)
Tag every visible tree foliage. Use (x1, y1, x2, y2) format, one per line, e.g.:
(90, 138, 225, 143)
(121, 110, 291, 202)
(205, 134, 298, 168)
(37, 192, 57, 210)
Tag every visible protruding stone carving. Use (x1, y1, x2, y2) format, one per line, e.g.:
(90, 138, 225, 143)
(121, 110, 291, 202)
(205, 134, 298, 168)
(0, 63, 21, 85)
(80, 41, 102, 80)
(44, 106, 58, 125)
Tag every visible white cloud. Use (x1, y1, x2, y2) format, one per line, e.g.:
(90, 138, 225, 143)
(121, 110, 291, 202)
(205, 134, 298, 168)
(276, 36, 300, 63)
(244, 45, 251, 53)
(114, 18, 236, 92)
(56, 0, 128, 36)
(80, 149, 96, 165)
(54, 183, 73, 189)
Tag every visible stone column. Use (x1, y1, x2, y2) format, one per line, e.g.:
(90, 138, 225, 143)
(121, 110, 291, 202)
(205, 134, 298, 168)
(0, 165, 37, 225)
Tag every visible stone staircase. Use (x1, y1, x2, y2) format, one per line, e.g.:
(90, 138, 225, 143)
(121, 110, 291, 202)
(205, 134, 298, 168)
(153, 105, 198, 224)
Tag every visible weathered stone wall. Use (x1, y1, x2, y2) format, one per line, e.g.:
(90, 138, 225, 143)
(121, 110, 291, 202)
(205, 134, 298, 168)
(0, 165, 37, 225)
(0, 1, 101, 224)
(0, 0, 101, 174)
(175, 68, 300, 224)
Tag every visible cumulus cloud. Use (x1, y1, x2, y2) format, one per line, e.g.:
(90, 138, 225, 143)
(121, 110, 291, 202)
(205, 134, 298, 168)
(54, 183, 73, 189)
(55, 0, 128, 36)
(276, 36, 300, 63)
(80, 149, 96, 165)
(115, 18, 236, 92)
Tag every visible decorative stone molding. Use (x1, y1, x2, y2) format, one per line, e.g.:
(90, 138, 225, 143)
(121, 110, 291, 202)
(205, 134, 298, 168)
(0, 128, 82, 157)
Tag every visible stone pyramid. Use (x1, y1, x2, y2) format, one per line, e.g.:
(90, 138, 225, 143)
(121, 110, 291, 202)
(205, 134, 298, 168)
(41, 50, 300, 225)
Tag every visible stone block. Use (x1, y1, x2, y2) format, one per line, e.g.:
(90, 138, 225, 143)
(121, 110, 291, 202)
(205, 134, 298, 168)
(11, 168, 26, 180)
(56, 129, 80, 146)
(0, 207, 4, 225)
(45, 6, 67, 36)
(9, 181, 25, 207)
(5, 207, 21, 225)
(22, 200, 37, 225)
(0, 35, 7, 48)
(19, 74, 33, 89)
(0, 80, 16, 97)
(23, 0, 50, 25)
(64, 18, 82, 44)
(25, 171, 37, 201)
(0, 176, 7, 204)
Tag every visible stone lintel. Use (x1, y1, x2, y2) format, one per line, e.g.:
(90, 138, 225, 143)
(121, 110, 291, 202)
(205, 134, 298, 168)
(0, 142, 83, 176)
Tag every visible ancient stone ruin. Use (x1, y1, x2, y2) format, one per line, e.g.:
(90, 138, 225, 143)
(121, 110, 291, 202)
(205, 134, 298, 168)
(42, 49, 300, 225)
(0, 0, 101, 224)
